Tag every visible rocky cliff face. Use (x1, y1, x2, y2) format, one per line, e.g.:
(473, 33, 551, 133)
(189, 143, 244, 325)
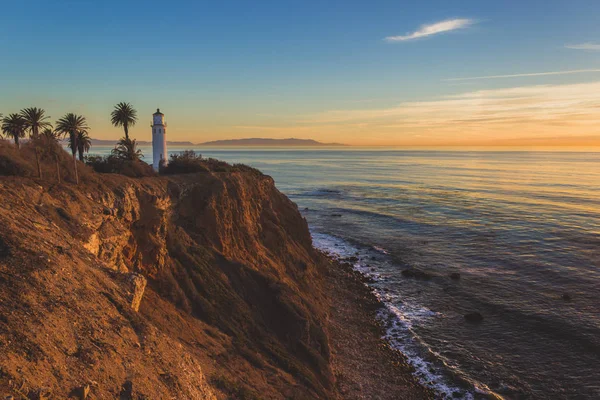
(0, 169, 333, 399)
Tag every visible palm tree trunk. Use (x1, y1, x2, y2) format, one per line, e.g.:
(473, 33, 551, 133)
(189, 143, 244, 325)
(35, 147, 42, 178)
(124, 124, 129, 140)
(70, 131, 79, 184)
(55, 154, 61, 184)
(73, 154, 79, 185)
(78, 147, 84, 162)
(14, 135, 19, 149)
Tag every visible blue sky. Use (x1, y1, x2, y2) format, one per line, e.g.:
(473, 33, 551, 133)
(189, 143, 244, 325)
(1, 0, 600, 145)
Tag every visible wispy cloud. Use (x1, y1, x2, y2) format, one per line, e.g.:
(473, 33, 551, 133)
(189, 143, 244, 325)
(445, 69, 600, 81)
(565, 42, 600, 51)
(385, 18, 475, 42)
(227, 82, 600, 145)
(297, 81, 600, 144)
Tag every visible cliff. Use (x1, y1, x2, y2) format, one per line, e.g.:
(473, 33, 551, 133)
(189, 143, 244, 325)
(0, 166, 333, 398)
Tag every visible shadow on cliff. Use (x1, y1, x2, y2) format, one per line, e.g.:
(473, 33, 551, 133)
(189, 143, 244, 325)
(0, 139, 334, 399)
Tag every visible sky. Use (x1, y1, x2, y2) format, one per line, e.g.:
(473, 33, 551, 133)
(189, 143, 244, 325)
(1, 0, 600, 146)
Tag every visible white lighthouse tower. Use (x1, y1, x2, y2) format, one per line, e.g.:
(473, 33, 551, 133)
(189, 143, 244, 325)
(151, 108, 168, 171)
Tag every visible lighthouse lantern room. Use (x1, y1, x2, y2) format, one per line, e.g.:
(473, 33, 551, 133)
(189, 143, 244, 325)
(152, 108, 168, 171)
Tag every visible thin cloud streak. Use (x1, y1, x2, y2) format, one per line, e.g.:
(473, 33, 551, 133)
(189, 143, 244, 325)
(385, 18, 475, 42)
(565, 43, 600, 51)
(445, 69, 600, 81)
(223, 82, 600, 145)
(305, 81, 600, 131)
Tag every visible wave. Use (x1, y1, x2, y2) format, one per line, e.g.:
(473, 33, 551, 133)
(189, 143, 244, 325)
(311, 230, 502, 399)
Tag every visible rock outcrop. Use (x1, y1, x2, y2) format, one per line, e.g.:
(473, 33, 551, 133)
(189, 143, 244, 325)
(128, 273, 147, 312)
(0, 169, 333, 399)
(464, 312, 484, 323)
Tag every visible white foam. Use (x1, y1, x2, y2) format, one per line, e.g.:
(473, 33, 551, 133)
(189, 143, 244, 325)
(311, 229, 479, 399)
(373, 245, 390, 254)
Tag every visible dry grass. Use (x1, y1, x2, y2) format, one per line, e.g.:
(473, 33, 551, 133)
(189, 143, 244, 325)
(0, 139, 94, 183)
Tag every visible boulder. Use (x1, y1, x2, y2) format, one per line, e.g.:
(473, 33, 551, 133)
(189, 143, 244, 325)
(401, 268, 432, 280)
(464, 312, 484, 323)
(81, 384, 90, 399)
(449, 272, 461, 280)
(119, 380, 133, 400)
(55, 207, 71, 221)
(129, 273, 147, 312)
(70, 384, 90, 400)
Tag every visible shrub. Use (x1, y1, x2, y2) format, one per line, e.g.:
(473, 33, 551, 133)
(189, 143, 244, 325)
(86, 155, 155, 178)
(231, 163, 263, 176)
(158, 150, 264, 176)
(160, 150, 209, 175)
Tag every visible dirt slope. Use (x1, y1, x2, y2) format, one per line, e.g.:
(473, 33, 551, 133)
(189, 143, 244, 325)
(0, 167, 332, 399)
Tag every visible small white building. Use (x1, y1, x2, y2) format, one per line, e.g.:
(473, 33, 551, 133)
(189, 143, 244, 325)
(151, 108, 168, 171)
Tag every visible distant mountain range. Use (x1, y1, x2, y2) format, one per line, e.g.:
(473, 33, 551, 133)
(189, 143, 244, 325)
(89, 138, 346, 147)
(199, 138, 346, 146)
(89, 139, 195, 146)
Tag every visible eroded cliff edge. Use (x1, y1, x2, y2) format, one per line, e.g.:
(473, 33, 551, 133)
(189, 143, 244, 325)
(0, 170, 333, 399)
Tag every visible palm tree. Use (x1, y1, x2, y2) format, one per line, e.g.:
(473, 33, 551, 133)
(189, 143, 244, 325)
(111, 102, 137, 140)
(20, 107, 52, 178)
(55, 113, 89, 184)
(112, 137, 143, 161)
(20, 107, 51, 138)
(40, 128, 63, 183)
(1, 113, 26, 148)
(67, 130, 92, 161)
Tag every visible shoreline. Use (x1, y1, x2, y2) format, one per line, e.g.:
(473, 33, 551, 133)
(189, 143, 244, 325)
(314, 231, 504, 400)
(322, 253, 434, 399)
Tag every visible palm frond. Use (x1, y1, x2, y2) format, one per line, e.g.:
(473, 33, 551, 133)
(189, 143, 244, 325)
(20, 107, 52, 137)
(1, 113, 27, 146)
(111, 102, 137, 128)
(56, 113, 90, 157)
(111, 137, 143, 161)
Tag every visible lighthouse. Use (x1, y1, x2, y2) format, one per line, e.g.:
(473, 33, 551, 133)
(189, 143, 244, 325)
(151, 108, 168, 171)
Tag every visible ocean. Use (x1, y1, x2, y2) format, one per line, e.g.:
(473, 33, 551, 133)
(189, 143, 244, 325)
(94, 147, 600, 399)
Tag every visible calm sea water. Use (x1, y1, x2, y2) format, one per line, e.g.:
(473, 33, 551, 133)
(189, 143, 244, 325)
(95, 147, 600, 399)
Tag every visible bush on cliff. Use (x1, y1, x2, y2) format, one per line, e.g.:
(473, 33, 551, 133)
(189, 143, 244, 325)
(160, 150, 264, 176)
(160, 150, 209, 174)
(86, 154, 155, 178)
